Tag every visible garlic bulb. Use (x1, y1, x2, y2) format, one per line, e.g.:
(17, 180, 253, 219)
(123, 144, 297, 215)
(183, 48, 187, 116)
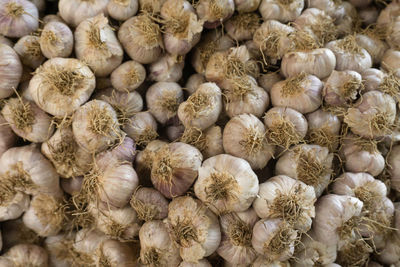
(29, 57, 96, 117)
(146, 81, 184, 124)
(139, 220, 181, 266)
(264, 107, 308, 150)
(0, 44, 22, 99)
(75, 14, 123, 77)
(0, 0, 39, 38)
(178, 82, 222, 130)
(0, 244, 48, 266)
(312, 194, 363, 246)
(0, 35, 13, 46)
(225, 13, 261, 42)
(107, 0, 138, 21)
(123, 112, 158, 147)
(382, 49, 400, 74)
(96, 239, 138, 267)
(151, 142, 202, 198)
(96, 135, 136, 164)
(344, 90, 397, 139)
(61, 176, 83, 195)
(118, 14, 163, 64)
(276, 144, 333, 197)
(58, 0, 108, 27)
(271, 73, 323, 114)
(23, 193, 64, 237)
(72, 229, 108, 264)
(2, 97, 54, 143)
(110, 60, 146, 92)
(0, 114, 16, 158)
(252, 218, 298, 262)
(253, 20, 294, 63)
(13, 35, 45, 69)
(306, 109, 341, 152)
(251, 256, 290, 267)
(323, 70, 363, 107)
(130, 187, 168, 221)
(217, 209, 259, 265)
(356, 32, 389, 65)
(42, 14, 65, 24)
(0, 191, 29, 221)
(41, 126, 92, 178)
(196, 0, 235, 29)
(149, 53, 185, 82)
(194, 154, 258, 213)
(161, 0, 203, 55)
(72, 100, 122, 153)
(253, 175, 316, 232)
(259, 0, 304, 23)
(258, 72, 283, 93)
(192, 31, 234, 74)
(389, 145, 400, 192)
(340, 135, 385, 176)
(185, 74, 206, 95)
(223, 114, 274, 170)
(306, 0, 346, 21)
(234, 0, 260, 12)
(377, 202, 400, 264)
(359, 6, 379, 26)
(135, 139, 167, 182)
(180, 259, 212, 267)
(2, 219, 41, 249)
(326, 36, 372, 73)
(167, 196, 221, 262)
(281, 48, 336, 79)
(39, 21, 73, 59)
(335, 1, 358, 37)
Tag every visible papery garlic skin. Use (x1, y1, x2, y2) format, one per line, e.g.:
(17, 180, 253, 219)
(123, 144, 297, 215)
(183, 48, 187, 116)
(97, 239, 138, 267)
(29, 57, 95, 117)
(0, 44, 22, 99)
(382, 49, 400, 74)
(223, 114, 274, 170)
(135, 139, 167, 182)
(361, 68, 384, 92)
(0, 35, 13, 46)
(59, 0, 108, 27)
(259, 0, 304, 23)
(0, 191, 30, 221)
(75, 14, 123, 77)
(139, 220, 181, 266)
(130, 187, 169, 221)
(149, 53, 185, 82)
(107, 0, 138, 21)
(0, 114, 16, 158)
(389, 145, 400, 192)
(151, 142, 202, 198)
(118, 14, 163, 64)
(253, 175, 316, 232)
(73, 229, 107, 263)
(42, 14, 65, 24)
(110, 60, 146, 92)
(185, 74, 206, 95)
(306, 109, 341, 151)
(281, 48, 336, 79)
(225, 13, 260, 42)
(377, 202, 400, 264)
(377, 1, 400, 26)
(180, 259, 212, 267)
(196, 0, 234, 29)
(234, 0, 260, 12)
(0, 0, 39, 38)
(178, 82, 222, 130)
(40, 21, 73, 59)
(167, 196, 221, 262)
(123, 112, 158, 147)
(271, 73, 323, 114)
(96, 135, 136, 164)
(359, 7, 379, 26)
(61, 177, 83, 195)
(258, 72, 283, 93)
(146, 82, 184, 124)
(312, 194, 363, 246)
(194, 154, 259, 214)
(13, 35, 45, 69)
(356, 33, 389, 65)
(217, 209, 259, 265)
(1, 244, 48, 266)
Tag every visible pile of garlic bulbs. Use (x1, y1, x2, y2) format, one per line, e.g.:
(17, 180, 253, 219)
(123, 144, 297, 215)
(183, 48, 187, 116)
(0, 0, 400, 266)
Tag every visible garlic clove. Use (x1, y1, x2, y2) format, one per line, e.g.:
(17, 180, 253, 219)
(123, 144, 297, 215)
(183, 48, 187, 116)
(58, 0, 109, 27)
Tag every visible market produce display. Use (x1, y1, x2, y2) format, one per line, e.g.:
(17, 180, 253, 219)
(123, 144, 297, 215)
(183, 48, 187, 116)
(0, 0, 399, 266)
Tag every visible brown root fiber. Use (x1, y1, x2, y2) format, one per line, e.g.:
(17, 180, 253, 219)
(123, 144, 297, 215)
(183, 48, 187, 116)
(87, 23, 107, 51)
(265, 224, 297, 257)
(290, 30, 319, 51)
(135, 127, 159, 147)
(281, 72, 307, 97)
(106, 219, 127, 239)
(88, 104, 117, 136)
(380, 72, 400, 102)
(39, 64, 85, 96)
(368, 111, 394, 136)
(154, 91, 180, 118)
(205, 172, 239, 203)
(183, 92, 212, 120)
(267, 116, 303, 150)
(209, 0, 225, 20)
(257, 29, 285, 59)
(55, 239, 95, 266)
(7, 98, 35, 131)
(42, 30, 59, 44)
(227, 216, 252, 247)
(230, 13, 260, 33)
(169, 217, 198, 248)
(306, 127, 338, 152)
(239, 127, 266, 156)
(199, 40, 218, 68)
(277, 0, 295, 6)
(32, 194, 66, 230)
(25, 39, 42, 57)
(269, 185, 304, 225)
(6, 2, 24, 17)
(310, 15, 337, 45)
(142, 248, 161, 265)
(340, 78, 363, 102)
(336, 239, 372, 267)
(335, 35, 364, 55)
(130, 196, 158, 222)
(47, 133, 79, 173)
(180, 127, 207, 152)
(134, 14, 162, 47)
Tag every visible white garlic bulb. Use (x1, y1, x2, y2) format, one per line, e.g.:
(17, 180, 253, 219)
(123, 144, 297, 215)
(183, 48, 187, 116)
(258, 72, 283, 93)
(306, 109, 341, 152)
(0, 35, 13, 46)
(39, 21, 73, 59)
(41, 126, 92, 178)
(180, 259, 212, 267)
(167, 196, 221, 262)
(308, 0, 345, 21)
(377, 202, 400, 264)
(146, 81, 184, 124)
(130, 187, 169, 222)
(359, 6, 379, 26)
(217, 209, 259, 265)
(361, 68, 384, 92)
(340, 135, 385, 176)
(72, 100, 122, 153)
(196, 0, 234, 29)
(0, 0, 39, 38)
(264, 107, 308, 150)
(335, 1, 358, 37)
(139, 220, 181, 266)
(107, 0, 138, 21)
(96, 239, 138, 267)
(253, 175, 316, 232)
(72, 229, 108, 263)
(326, 36, 372, 73)
(344, 90, 397, 139)
(118, 14, 163, 64)
(13, 35, 45, 69)
(252, 218, 298, 262)
(178, 82, 222, 130)
(0, 191, 29, 221)
(382, 49, 400, 75)
(96, 135, 136, 164)
(0, 244, 48, 266)
(58, 0, 108, 27)
(123, 112, 158, 147)
(151, 142, 202, 198)
(135, 139, 167, 181)
(75, 14, 123, 77)
(149, 53, 185, 82)
(234, 0, 260, 12)
(185, 74, 206, 95)
(0, 44, 22, 99)
(271, 73, 322, 114)
(29, 57, 96, 117)
(194, 154, 259, 214)
(0, 114, 16, 158)
(356, 33, 389, 65)
(281, 48, 336, 79)
(42, 14, 65, 24)
(110, 60, 146, 92)
(259, 0, 304, 23)
(225, 13, 261, 42)
(389, 145, 400, 192)
(223, 114, 274, 170)
(61, 176, 83, 196)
